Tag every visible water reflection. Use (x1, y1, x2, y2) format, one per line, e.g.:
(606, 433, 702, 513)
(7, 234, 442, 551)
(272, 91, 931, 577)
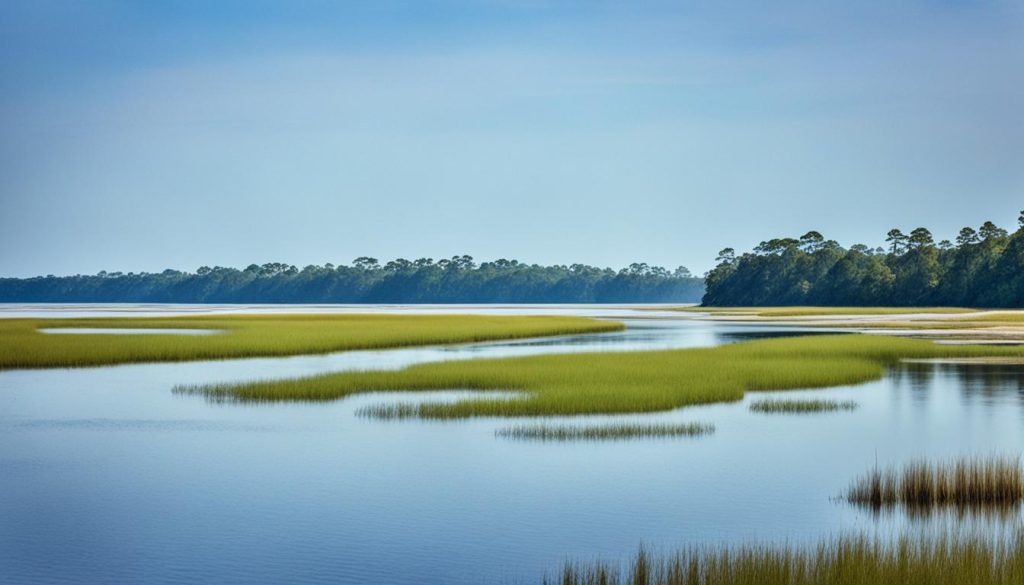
(891, 362, 1024, 407)
(714, 329, 849, 344)
(855, 501, 1023, 524)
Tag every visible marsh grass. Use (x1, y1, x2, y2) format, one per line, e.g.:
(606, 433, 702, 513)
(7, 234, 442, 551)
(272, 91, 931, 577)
(184, 334, 1024, 417)
(958, 313, 1024, 323)
(846, 456, 1024, 509)
(828, 321, 1002, 330)
(356, 403, 421, 419)
(749, 398, 858, 414)
(0, 314, 622, 370)
(547, 532, 1024, 585)
(495, 422, 714, 441)
(355, 400, 525, 420)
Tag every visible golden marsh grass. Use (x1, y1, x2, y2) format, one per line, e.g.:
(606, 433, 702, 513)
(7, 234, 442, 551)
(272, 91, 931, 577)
(182, 334, 1024, 417)
(0, 314, 623, 370)
(749, 398, 858, 414)
(495, 422, 714, 441)
(548, 531, 1024, 585)
(847, 456, 1024, 509)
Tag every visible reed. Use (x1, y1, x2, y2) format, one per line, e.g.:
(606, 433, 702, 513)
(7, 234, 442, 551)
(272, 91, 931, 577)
(355, 403, 422, 419)
(546, 531, 1024, 585)
(749, 398, 858, 414)
(183, 334, 1024, 417)
(846, 455, 1024, 508)
(495, 422, 714, 441)
(0, 314, 622, 370)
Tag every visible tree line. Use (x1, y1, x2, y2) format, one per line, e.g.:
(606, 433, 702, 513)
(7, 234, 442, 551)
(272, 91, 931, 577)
(0, 257, 703, 304)
(702, 211, 1024, 307)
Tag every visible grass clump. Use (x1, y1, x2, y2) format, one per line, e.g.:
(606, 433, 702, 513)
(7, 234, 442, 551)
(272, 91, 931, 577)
(496, 422, 714, 441)
(846, 455, 1024, 509)
(355, 403, 421, 419)
(547, 532, 1024, 585)
(355, 399, 525, 419)
(749, 398, 858, 414)
(0, 314, 622, 370)
(183, 334, 1024, 417)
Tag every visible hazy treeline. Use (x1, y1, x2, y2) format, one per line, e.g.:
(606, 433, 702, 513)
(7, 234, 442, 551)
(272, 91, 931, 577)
(0, 256, 703, 304)
(703, 211, 1024, 307)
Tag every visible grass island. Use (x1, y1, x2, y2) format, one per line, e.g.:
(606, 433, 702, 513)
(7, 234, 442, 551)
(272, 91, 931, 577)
(0, 314, 623, 370)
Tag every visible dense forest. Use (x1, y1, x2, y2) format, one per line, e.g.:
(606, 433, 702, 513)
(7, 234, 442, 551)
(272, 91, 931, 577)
(0, 257, 703, 304)
(703, 211, 1024, 307)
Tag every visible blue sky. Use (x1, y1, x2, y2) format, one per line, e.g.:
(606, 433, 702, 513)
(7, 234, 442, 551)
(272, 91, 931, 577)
(1, 1, 1022, 277)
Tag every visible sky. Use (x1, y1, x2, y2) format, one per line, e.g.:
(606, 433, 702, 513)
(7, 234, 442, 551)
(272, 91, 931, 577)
(1, 1, 1022, 277)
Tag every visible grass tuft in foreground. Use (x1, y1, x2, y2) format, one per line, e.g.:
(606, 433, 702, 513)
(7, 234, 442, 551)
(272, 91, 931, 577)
(0, 314, 622, 370)
(749, 398, 858, 414)
(183, 334, 1024, 417)
(495, 422, 714, 441)
(846, 455, 1024, 508)
(546, 532, 1024, 585)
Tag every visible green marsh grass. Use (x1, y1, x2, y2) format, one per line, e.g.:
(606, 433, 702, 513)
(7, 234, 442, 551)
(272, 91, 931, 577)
(495, 422, 714, 441)
(183, 334, 1024, 417)
(749, 398, 858, 414)
(547, 532, 1024, 585)
(0, 314, 622, 370)
(846, 455, 1024, 509)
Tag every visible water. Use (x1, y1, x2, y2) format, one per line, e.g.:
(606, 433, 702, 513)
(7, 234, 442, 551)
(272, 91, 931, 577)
(1, 306, 1022, 585)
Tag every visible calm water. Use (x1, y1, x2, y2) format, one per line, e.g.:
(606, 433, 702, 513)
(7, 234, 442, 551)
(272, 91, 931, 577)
(1, 306, 1022, 585)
